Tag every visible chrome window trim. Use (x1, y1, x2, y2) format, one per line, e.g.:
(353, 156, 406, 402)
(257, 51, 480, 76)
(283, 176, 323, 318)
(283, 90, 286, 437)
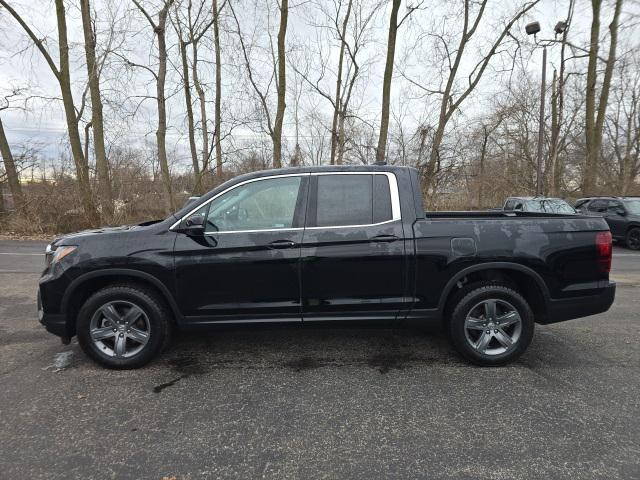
(171, 170, 401, 233)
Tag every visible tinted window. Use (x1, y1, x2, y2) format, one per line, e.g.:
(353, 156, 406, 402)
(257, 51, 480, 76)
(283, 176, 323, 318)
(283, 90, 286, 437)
(316, 175, 373, 227)
(201, 176, 302, 232)
(373, 175, 393, 223)
(574, 199, 589, 209)
(504, 199, 515, 210)
(589, 200, 608, 213)
(525, 199, 576, 214)
(624, 200, 640, 214)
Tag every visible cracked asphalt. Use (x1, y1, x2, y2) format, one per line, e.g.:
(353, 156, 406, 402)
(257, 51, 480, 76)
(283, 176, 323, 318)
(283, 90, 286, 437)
(0, 240, 639, 479)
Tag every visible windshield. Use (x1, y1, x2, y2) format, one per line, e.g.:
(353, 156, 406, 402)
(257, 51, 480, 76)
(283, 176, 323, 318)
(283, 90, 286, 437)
(525, 199, 576, 214)
(624, 200, 640, 214)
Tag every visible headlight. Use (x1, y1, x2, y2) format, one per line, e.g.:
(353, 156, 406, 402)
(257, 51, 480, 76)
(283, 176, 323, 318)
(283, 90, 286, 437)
(45, 245, 77, 266)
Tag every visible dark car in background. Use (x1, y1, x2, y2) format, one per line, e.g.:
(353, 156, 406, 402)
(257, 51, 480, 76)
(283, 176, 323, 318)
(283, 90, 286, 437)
(503, 197, 577, 214)
(575, 197, 640, 250)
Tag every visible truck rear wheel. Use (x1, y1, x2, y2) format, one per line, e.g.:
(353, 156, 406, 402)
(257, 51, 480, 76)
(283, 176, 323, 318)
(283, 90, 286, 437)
(449, 283, 534, 366)
(76, 284, 172, 369)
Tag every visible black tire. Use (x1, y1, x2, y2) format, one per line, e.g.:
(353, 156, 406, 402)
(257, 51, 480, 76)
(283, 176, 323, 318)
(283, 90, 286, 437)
(625, 227, 640, 250)
(76, 284, 173, 369)
(448, 282, 534, 367)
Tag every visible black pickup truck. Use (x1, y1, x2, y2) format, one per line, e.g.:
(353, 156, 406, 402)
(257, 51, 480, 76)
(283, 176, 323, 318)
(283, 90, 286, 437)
(38, 165, 615, 368)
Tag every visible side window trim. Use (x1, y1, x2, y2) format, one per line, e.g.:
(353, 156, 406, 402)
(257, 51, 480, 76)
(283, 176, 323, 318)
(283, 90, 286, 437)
(170, 173, 310, 233)
(305, 171, 401, 230)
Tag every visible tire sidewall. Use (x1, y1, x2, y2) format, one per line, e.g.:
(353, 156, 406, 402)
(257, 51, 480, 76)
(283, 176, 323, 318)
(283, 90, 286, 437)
(450, 284, 534, 366)
(76, 286, 167, 369)
(626, 228, 640, 250)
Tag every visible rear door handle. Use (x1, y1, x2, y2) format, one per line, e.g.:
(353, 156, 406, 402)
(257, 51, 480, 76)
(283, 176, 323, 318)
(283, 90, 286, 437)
(371, 234, 399, 243)
(268, 240, 297, 249)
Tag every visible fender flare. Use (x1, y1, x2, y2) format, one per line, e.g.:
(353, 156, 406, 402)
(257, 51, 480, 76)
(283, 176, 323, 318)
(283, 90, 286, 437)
(61, 268, 183, 320)
(436, 262, 551, 313)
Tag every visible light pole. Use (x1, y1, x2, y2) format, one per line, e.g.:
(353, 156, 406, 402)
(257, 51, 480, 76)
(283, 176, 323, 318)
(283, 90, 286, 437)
(525, 20, 567, 197)
(525, 21, 545, 197)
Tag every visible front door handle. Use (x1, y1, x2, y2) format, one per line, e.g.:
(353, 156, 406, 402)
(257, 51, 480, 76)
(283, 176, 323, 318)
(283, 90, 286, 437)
(268, 240, 297, 249)
(371, 234, 399, 243)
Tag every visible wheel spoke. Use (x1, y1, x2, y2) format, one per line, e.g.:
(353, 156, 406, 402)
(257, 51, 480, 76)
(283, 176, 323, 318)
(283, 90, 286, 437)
(127, 327, 149, 344)
(496, 311, 520, 328)
(484, 300, 497, 321)
(466, 317, 485, 331)
(91, 326, 115, 341)
(475, 331, 492, 352)
(494, 328, 513, 348)
(100, 304, 121, 327)
(114, 334, 127, 357)
(122, 305, 143, 327)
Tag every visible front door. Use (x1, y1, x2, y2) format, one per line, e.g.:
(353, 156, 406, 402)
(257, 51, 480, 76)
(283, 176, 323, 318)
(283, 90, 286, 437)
(174, 174, 308, 322)
(300, 172, 406, 321)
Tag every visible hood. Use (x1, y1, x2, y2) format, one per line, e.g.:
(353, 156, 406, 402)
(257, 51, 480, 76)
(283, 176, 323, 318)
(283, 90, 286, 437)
(51, 220, 163, 246)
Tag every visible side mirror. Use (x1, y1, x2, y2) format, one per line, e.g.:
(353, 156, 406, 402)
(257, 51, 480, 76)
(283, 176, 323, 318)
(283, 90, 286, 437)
(617, 208, 627, 216)
(180, 214, 205, 236)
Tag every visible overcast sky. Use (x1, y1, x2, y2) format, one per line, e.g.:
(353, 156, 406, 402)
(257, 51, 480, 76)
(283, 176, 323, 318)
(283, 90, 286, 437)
(0, 0, 634, 169)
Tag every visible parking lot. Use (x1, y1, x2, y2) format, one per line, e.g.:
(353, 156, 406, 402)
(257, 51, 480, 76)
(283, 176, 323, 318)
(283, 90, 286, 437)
(1, 240, 639, 479)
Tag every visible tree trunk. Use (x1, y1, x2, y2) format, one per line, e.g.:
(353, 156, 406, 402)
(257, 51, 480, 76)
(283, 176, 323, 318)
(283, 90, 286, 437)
(375, 0, 401, 164)
(330, 0, 353, 165)
(56, 0, 100, 225)
(0, 116, 24, 208)
(157, 4, 176, 213)
(192, 38, 209, 190)
(213, 0, 223, 177)
(179, 39, 202, 194)
(583, 0, 623, 195)
(80, 0, 113, 219)
(272, 0, 288, 168)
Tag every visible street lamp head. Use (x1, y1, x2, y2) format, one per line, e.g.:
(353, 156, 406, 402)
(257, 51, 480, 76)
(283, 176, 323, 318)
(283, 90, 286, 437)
(554, 21, 567, 35)
(525, 21, 541, 35)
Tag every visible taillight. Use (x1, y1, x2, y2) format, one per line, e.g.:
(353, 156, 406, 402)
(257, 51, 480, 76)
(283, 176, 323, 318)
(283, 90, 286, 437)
(596, 231, 612, 274)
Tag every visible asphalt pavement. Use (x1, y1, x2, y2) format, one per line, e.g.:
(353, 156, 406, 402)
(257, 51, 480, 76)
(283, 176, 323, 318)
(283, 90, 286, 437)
(0, 240, 639, 479)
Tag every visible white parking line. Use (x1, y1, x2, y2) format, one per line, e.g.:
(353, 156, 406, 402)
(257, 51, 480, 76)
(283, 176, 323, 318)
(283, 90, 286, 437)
(0, 252, 42, 256)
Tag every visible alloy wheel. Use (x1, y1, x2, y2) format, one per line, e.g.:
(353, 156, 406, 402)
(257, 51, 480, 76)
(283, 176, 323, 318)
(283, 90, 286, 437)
(464, 299, 522, 356)
(89, 301, 150, 358)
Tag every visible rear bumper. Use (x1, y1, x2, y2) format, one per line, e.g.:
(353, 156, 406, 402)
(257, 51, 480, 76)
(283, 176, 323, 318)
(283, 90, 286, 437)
(541, 281, 616, 324)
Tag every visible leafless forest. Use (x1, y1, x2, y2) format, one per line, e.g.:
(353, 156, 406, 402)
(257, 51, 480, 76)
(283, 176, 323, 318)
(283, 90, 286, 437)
(0, 0, 637, 234)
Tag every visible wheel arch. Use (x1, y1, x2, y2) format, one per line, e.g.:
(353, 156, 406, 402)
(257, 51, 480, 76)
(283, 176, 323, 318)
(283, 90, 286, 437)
(438, 262, 550, 323)
(62, 269, 182, 336)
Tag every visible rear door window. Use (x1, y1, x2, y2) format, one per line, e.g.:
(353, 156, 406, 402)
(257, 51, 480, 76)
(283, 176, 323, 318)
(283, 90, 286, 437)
(373, 175, 393, 223)
(315, 174, 373, 227)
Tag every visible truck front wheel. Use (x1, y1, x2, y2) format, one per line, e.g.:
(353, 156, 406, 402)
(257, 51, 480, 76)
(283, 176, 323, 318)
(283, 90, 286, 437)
(76, 284, 173, 369)
(448, 283, 534, 366)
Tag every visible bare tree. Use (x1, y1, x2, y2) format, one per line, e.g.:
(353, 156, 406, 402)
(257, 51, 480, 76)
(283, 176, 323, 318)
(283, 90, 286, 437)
(405, 0, 539, 201)
(375, 0, 401, 164)
(0, 0, 100, 224)
(229, 0, 288, 168)
(133, 0, 177, 213)
(80, 0, 114, 218)
(0, 90, 24, 208)
(583, 0, 624, 194)
(212, 0, 224, 177)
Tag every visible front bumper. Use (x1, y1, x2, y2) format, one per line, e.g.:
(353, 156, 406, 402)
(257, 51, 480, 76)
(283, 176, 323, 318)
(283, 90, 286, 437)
(541, 281, 616, 324)
(37, 289, 72, 339)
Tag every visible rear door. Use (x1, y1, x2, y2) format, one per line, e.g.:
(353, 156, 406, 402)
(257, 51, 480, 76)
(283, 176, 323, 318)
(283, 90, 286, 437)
(300, 172, 406, 321)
